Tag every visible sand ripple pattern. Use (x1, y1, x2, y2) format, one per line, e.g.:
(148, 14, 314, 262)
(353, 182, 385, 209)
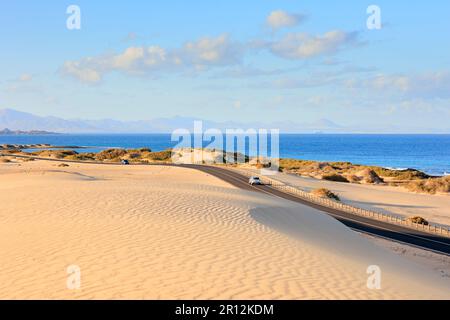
(0, 162, 448, 299)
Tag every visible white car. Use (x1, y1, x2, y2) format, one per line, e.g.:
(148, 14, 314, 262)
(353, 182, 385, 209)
(249, 176, 262, 185)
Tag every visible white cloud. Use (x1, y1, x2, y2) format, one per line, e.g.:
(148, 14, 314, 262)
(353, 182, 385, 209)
(350, 71, 450, 99)
(61, 28, 362, 84)
(180, 34, 242, 66)
(62, 60, 103, 83)
(369, 74, 410, 91)
(62, 34, 243, 83)
(267, 10, 305, 30)
(269, 30, 359, 59)
(112, 47, 146, 69)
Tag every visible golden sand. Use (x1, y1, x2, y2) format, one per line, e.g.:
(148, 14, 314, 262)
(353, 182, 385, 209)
(0, 160, 448, 299)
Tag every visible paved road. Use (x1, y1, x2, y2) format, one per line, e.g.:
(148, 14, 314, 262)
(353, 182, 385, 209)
(189, 164, 450, 256)
(3, 153, 450, 255)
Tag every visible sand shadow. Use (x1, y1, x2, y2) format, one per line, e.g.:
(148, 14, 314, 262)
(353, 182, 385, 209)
(248, 205, 372, 259)
(45, 169, 101, 181)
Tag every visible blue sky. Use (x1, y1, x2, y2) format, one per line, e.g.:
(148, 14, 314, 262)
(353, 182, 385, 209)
(0, 1, 449, 132)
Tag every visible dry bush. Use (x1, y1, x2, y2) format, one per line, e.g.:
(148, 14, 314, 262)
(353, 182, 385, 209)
(123, 148, 153, 161)
(126, 152, 142, 159)
(127, 148, 152, 153)
(279, 159, 317, 171)
(0, 144, 16, 149)
(255, 163, 264, 169)
(0, 158, 11, 163)
(357, 168, 384, 184)
(65, 153, 96, 161)
(322, 174, 349, 183)
(142, 149, 172, 161)
(311, 188, 340, 201)
(405, 176, 450, 194)
(1, 149, 18, 154)
(254, 161, 273, 169)
(345, 174, 361, 183)
(35, 150, 78, 159)
(406, 216, 429, 225)
(330, 162, 357, 170)
(371, 167, 430, 180)
(2, 150, 28, 155)
(95, 149, 127, 161)
(58, 163, 69, 167)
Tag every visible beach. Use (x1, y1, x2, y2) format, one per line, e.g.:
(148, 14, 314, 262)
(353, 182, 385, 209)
(0, 159, 449, 299)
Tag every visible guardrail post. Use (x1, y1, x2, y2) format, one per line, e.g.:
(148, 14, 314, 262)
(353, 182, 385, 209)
(226, 166, 450, 239)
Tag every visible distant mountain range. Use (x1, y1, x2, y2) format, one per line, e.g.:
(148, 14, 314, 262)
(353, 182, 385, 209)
(0, 128, 58, 135)
(0, 108, 447, 134)
(0, 108, 346, 134)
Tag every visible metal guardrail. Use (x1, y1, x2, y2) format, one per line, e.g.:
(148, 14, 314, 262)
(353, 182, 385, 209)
(231, 167, 450, 238)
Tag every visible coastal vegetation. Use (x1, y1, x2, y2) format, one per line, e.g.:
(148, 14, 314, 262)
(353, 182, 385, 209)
(1, 146, 448, 195)
(405, 176, 450, 195)
(34, 150, 79, 159)
(276, 158, 449, 194)
(406, 216, 429, 226)
(30, 148, 174, 163)
(311, 188, 340, 201)
(322, 174, 349, 183)
(279, 158, 422, 182)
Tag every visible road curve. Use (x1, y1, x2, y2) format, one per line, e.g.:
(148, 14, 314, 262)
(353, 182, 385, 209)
(2, 153, 450, 255)
(187, 164, 450, 256)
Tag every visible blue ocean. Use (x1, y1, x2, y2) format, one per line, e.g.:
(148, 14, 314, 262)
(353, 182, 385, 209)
(1, 134, 449, 176)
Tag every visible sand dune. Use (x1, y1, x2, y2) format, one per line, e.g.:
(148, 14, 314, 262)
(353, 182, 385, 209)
(240, 167, 450, 227)
(0, 160, 448, 299)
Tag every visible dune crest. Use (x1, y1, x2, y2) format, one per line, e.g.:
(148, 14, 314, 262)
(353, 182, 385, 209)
(0, 161, 448, 299)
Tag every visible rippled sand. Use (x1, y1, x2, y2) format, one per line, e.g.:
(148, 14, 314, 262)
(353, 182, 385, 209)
(0, 160, 448, 299)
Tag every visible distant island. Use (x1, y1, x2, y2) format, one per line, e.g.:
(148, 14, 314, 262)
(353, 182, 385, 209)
(0, 128, 59, 135)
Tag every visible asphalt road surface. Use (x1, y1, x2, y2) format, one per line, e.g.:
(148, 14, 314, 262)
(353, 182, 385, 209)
(189, 164, 450, 256)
